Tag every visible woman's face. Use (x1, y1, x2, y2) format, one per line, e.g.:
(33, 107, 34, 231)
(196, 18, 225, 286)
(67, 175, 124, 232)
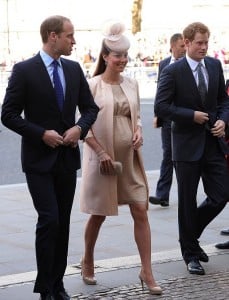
(105, 51, 128, 73)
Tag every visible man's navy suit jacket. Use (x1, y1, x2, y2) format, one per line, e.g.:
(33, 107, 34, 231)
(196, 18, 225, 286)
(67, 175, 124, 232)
(154, 56, 229, 161)
(155, 56, 171, 127)
(158, 56, 171, 77)
(1, 53, 99, 173)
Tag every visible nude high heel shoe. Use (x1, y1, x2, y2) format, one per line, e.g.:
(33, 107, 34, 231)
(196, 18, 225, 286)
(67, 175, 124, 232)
(139, 274, 162, 295)
(80, 257, 97, 285)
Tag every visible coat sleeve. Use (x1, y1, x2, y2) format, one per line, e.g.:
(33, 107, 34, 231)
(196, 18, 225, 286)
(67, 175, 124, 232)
(1, 62, 46, 140)
(75, 67, 99, 139)
(154, 65, 194, 124)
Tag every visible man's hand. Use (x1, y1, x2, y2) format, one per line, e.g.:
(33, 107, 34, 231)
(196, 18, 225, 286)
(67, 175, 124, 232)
(194, 111, 209, 124)
(153, 116, 158, 128)
(42, 130, 63, 148)
(63, 126, 81, 148)
(211, 120, 225, 137)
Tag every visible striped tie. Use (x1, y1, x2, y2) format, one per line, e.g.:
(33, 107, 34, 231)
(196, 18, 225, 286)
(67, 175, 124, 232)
(197, 63, 207, 105)
(52, 60, 64, 111)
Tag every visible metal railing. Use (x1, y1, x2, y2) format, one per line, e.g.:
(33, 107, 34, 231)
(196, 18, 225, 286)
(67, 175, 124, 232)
(1, 64, 229, 87)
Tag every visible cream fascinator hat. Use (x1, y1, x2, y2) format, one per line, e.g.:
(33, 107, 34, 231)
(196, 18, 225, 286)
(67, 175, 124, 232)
(102, 21, 130, 52)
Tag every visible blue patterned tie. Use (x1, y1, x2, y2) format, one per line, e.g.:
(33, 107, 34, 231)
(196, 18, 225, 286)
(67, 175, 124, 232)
(197, 63, 207, 105)
(52, 60, 64, 111)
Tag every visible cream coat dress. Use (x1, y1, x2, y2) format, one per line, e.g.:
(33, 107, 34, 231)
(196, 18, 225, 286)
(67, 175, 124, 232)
(80, 75, 149, 216)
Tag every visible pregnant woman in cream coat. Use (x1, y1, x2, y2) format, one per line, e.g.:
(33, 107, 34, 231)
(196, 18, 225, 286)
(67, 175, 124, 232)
(79, 22, 162, 296)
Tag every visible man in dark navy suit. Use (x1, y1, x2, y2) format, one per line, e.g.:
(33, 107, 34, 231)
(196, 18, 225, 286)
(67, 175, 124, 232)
(155, 22, 229, 276)
(149, 33, 185, 207)
(1, 15, 99, 300)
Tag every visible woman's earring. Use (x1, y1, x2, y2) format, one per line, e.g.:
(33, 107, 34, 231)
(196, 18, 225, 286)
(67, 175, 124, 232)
(103, 56, 107, 65)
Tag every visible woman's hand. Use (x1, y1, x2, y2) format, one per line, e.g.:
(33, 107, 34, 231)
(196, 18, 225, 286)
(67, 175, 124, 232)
(97, 150, 114, 175)
(132, 126, 143, 150)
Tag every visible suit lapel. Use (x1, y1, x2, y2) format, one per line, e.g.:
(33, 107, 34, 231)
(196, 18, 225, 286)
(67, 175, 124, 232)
(183, 59, 199, 90)
(34, 54, 61, 111)
(204, 58, 214, 99)
(34, 54, 53, 90)
(61, 59, 73, 111)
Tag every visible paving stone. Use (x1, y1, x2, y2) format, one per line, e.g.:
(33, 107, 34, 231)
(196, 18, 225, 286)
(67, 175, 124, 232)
(73, 270, 229, 300)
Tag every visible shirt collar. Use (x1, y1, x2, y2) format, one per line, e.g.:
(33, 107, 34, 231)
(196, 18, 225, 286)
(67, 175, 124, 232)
(39, 50, 62, 67)
(170, 55, 177, 64)
(186, 54, 205, 71)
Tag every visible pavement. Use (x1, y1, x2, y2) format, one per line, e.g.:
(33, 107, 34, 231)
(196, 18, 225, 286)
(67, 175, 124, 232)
(0, 170, 229, 299)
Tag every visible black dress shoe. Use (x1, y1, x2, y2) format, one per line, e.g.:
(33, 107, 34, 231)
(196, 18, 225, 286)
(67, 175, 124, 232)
(149, 196, 161, 205)
(215, 240, 229, 249)
(187, 260, 205, 275)
(220, 228, 229, 236)
(39, 293, 55, 300)
(161, 200, 169, 207)
(149, 196, 169, 207)
(199, 251, 209, 262)
(54, 289, 71, 300)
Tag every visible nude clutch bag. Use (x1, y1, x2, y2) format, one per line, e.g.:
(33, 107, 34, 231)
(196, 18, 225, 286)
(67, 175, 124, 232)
(99, 161, 123, 176)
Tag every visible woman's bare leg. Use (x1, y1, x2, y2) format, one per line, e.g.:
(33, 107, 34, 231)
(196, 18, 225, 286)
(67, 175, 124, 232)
(82, 215, 106, 277)
(129, 203, 158, 287)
